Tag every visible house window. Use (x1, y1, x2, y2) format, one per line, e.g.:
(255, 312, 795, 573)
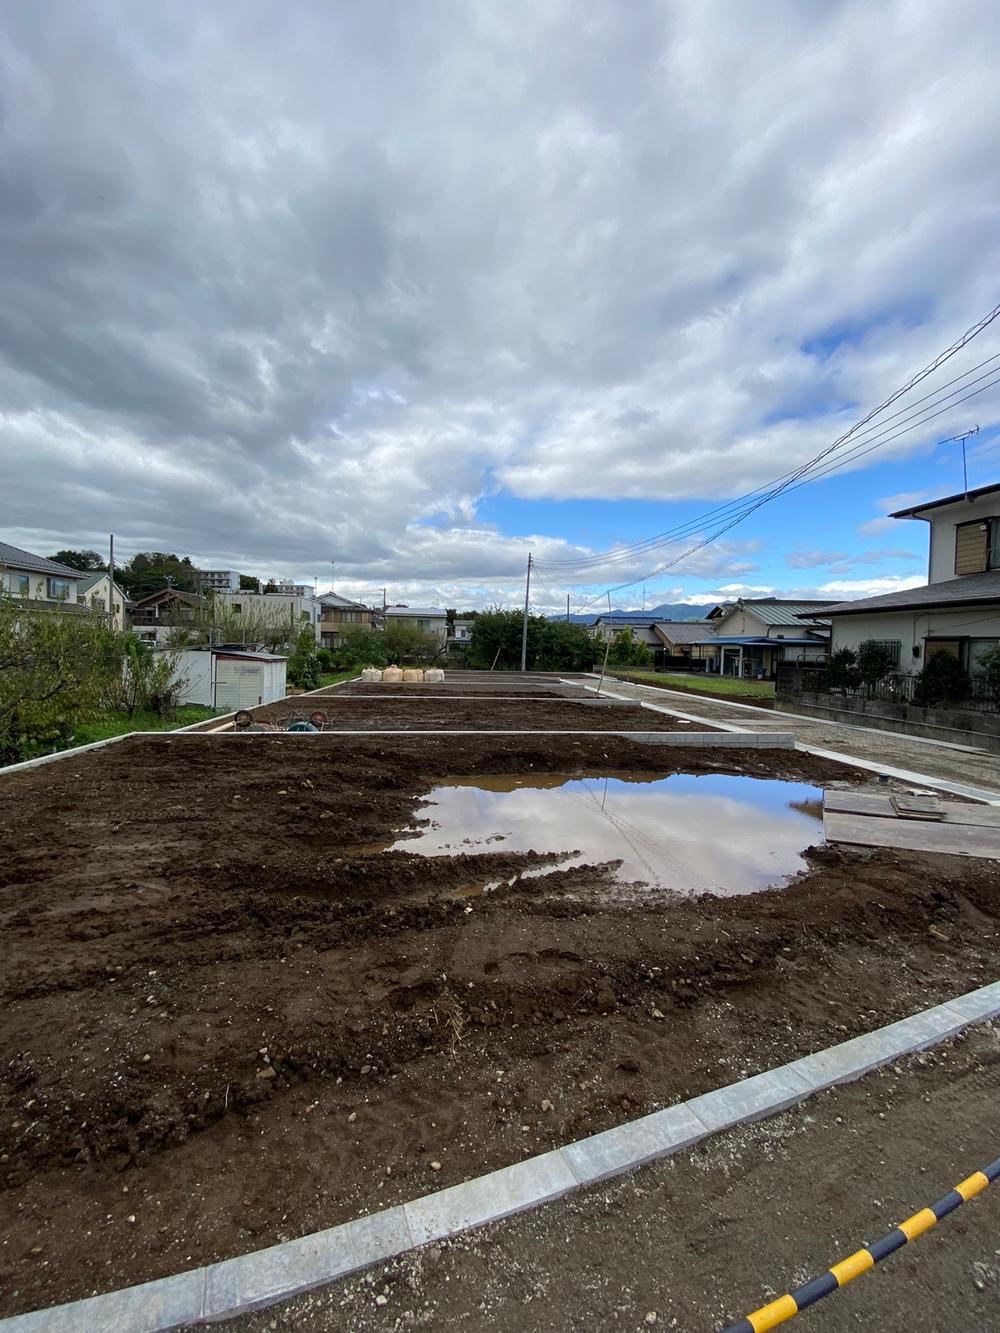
(869, 639, 901, 665)
(47, 577, 71, 600)
(954, 517, 995, 575)
(13, 574, 30, 596)
(969, 639, 1000, 676)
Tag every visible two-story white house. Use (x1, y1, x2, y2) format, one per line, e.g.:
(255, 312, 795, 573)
(817, 480, 1000, 675)
(0, 542, 89, 609)
(384, 606, 450, 645)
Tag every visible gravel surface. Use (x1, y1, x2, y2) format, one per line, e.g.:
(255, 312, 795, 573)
(224, 1022, 1000, 1333)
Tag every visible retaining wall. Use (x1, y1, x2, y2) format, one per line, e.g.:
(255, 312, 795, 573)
(776, 691, 1000, 753)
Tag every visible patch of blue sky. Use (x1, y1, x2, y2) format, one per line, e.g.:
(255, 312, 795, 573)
(801, 299, 934, 363)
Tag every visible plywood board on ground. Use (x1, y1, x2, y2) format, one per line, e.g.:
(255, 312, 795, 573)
(823, 790, 1000, 828)
(823, 810, 1000, 859)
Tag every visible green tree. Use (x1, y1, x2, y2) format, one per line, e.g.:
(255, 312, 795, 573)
(48, 549, 106, 572)
(466, 609, 528, 670)
(286, 624, 321, 689)
(0, 595, 125, 761)
(857, 639, 898, 690)
(119, 636, 186, 717)
(120, 552, 197, 599)
(165, 598, 293, 652)
(239, 574, 261, 592)
(607, 627, 653, 668)
(334, 627, 390, 668)
(534, 619, 598, 670)
(467, 610, 596, 672)
(977, 642, 1000, 707)
(382, 623, 444, 665)
(913, 652, 971, 708)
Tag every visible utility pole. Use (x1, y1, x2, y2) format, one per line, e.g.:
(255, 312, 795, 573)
(596, 591, 613, 697)
(520, 552, 532, 672)
(330, 559, 335, 591)
(108, 533, 115, 627)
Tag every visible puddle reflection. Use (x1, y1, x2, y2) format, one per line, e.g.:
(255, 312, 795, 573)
(389, 773, 823, 896)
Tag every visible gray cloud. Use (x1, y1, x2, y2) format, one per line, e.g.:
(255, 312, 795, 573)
(1, 1, 999, 606)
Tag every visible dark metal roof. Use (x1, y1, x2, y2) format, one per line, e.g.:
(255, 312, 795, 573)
(0, 541, 85, 578)
(806, 570, 1000, 616)
(890, 480, 1000, 518)
(652, 620, 717, 644)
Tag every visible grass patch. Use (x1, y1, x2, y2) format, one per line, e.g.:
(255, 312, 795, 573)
(317, 669, 362, 688)
(73, 706, 223, 746)
(608, 669, 775, 699)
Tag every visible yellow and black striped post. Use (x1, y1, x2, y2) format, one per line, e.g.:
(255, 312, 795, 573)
(720, 1154, 1000, 1332)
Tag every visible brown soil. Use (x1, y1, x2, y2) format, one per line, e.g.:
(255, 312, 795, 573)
(1, 719, 998, 1318)
(246, 694, 705, 732)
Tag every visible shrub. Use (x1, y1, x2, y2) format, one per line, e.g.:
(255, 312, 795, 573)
(912, 652, 971, 708)
(825, 647, 861, 691)
(857, 640, 898, 688)
(977, 642, 1000, 706)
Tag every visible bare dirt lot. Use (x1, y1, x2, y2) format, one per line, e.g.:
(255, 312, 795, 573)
(245, 692, 705, 733)
(1, 686, 998, 1319)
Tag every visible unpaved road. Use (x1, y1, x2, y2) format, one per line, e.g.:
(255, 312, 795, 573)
(224, 1021, 1000, 1333)
(585, 675, 1000, 796)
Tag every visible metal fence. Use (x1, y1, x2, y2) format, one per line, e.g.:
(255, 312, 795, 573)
(796, 668, 998, 714)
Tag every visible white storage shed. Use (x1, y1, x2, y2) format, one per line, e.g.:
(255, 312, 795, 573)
(172, 647, 288, 711)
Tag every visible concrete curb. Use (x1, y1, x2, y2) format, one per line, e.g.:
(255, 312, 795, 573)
(121, 729, 796, 748)
(4, 983, 998, 1332)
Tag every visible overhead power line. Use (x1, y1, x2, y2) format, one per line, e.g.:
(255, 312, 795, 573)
(536, 337, 1000, 574)
(536, 299, 1000, 614)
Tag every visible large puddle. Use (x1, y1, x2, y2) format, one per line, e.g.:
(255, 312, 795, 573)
(388, 773, 824, 896)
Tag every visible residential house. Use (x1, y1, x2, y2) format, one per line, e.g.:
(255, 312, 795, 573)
(77, 571, 129, 631)
(130, 589, 207, 644)
(384, 606, 450, 646)
(0, 541, 89, 609)
(194, 569, 241, 593)
(316, 590, 374, 649)
(589, 614, 663, 647)
(816, 481, 1000, 675)
(652, 620, 718, 667)
(709, 598, 833, 677)
(451, 615, 475, 647)
(219, 589, 323, 643)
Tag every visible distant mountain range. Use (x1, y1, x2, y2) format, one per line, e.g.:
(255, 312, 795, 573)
(560, 602, 716, 624)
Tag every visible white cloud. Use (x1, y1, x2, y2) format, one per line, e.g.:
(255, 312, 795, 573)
(0, 1, 998, 605)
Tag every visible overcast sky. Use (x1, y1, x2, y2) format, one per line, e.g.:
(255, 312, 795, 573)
(2, 0, 999, 611)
